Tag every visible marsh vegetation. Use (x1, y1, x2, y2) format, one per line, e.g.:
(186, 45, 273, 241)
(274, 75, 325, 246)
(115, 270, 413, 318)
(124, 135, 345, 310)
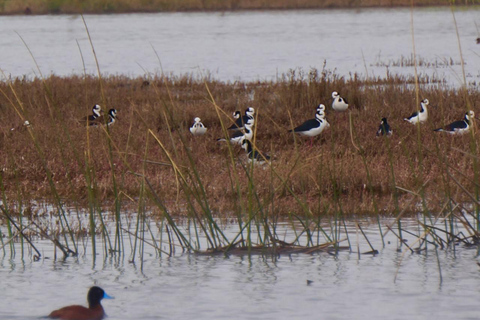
(1, 0, 478, 15)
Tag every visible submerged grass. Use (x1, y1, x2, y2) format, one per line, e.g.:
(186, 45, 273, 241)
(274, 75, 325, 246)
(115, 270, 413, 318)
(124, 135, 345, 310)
(0, 66, 479, 263)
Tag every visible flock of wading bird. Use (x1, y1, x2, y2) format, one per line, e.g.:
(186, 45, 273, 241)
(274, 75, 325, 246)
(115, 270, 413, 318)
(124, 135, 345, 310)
(188, 91, 478, 165)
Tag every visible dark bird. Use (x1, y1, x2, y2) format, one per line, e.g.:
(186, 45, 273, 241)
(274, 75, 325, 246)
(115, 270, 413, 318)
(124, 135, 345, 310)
(376, 117, 393, 137)
(48, 286, 113, 320)
(241, 139, 271, 165)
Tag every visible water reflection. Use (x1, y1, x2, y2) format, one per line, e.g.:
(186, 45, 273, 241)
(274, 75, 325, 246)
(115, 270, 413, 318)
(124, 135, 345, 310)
(1, 216, 480, 319)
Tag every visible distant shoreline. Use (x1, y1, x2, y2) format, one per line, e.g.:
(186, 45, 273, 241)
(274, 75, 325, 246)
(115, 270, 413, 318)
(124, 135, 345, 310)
(2, 1, 479, 16)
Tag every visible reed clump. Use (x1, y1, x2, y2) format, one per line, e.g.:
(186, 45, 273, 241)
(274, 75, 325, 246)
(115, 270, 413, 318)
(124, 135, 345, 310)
(0, 0, 478, 15)
(0, 70, 478, 218)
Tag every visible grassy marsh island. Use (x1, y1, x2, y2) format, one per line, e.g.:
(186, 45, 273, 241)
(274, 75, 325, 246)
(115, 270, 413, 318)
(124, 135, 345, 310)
(0, 70, 478, 219)
(1, 0, 479, 15)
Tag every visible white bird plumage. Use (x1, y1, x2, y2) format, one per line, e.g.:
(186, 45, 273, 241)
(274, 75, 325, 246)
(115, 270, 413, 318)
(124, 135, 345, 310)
(332, 91, 349, 112)
(190, 117, 207, 136)
(404, 99, 429, 124)
(434, 110, 475, 135)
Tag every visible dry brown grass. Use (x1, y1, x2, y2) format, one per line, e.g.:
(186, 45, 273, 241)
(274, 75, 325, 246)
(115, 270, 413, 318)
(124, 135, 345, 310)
(0, 70, 478, 218)
(0, 0, 478, 15)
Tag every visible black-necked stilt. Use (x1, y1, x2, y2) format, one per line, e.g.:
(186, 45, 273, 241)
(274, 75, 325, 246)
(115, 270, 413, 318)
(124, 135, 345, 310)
(80, 104, 103, 124)
(332, 91, 349, 112)
(190, 117, 207, 136)
(228, 107, 255, 131)
(289, 110, 330, 145)
(241, 139, 271, 165)
(219, 118, 254, 145)
(404, 99, 429, 125)
(316, 104, 326, 118)
(106, 109, 118, 126)
(434, 110, 475, 135)
(87, 108, 117, 127)
(376, 117, 393, 137)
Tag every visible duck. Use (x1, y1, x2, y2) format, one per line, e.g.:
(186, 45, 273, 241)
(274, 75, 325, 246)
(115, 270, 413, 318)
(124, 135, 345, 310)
(80, 105, 103, 125)
(190, 117, 207, 136)
(404, 99, 429, 125)
(241, 139, 271, 165)
(434, 110, 475, 135)
(332, 91, 349, 112)
(227, 107, 255, 131)
(376, 117, 393, 137)
(48, 286, 113, 320)
(218, 118, 254, 145)
(289, 109, 330, 145)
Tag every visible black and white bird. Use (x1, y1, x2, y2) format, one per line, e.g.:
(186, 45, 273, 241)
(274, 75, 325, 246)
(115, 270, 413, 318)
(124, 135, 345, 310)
(106, 109, 118, 126)
(228, 107, 255, 131)
(316, 103, 326, 118)
(88, 108, 117, 127)
(241, 139, 271, 165)
(190, 117, 207, 136)
(376, 117, 393, 137)
(332, 91, 349, 112)
(80, 104, 103, 124)
(219, 117, 254, 145)
(404, 99, 429, 125)
(289, 109, 330, 145)
(434, 110, 475, 135)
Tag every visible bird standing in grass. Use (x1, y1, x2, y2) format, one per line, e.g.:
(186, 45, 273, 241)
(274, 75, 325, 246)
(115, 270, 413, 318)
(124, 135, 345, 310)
(404, 99, 429, 125)
(218, 117, 254, 145)
(376, 117, 393, 137)
(332, 91, 349, 112)
(80, 104, 103, 125)
(241, 139, 270, 165)
(228, 107, 255, 131)
(434, 110, 475, 135)
(190, 117, 207, 136)
(289, 107, 330, 146)
(106, 109, 118, 126)
(88, 108, 117, 127)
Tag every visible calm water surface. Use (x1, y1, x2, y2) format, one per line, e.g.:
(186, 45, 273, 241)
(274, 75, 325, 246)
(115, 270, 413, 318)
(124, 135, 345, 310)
(1, 216, 480, 319)
(0, 8, 479, 86)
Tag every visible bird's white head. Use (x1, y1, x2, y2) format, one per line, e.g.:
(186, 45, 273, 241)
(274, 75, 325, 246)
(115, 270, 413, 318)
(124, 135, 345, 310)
(332, 91, 339, 99)
(194, 117, 201, 122)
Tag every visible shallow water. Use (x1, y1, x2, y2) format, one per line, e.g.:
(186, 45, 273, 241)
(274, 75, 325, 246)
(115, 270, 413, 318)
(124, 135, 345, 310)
(1, 215, 480, 320)
(0, 8, 479, 86)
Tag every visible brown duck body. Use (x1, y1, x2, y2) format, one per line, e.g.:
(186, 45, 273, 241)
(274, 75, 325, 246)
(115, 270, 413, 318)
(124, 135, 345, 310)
(48, 304, 105, 320)
(47, 286, 112, 320)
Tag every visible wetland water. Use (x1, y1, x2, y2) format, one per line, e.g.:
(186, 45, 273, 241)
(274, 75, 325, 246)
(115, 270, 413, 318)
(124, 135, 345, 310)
(1, 214, 480, 320)
(0, 8, 479, 86)
(1, 8, 480, 320)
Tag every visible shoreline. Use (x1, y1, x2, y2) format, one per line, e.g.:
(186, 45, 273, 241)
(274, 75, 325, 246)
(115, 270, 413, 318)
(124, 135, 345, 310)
(1, 1, 479, 16)
(0, 71, 478, 217)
